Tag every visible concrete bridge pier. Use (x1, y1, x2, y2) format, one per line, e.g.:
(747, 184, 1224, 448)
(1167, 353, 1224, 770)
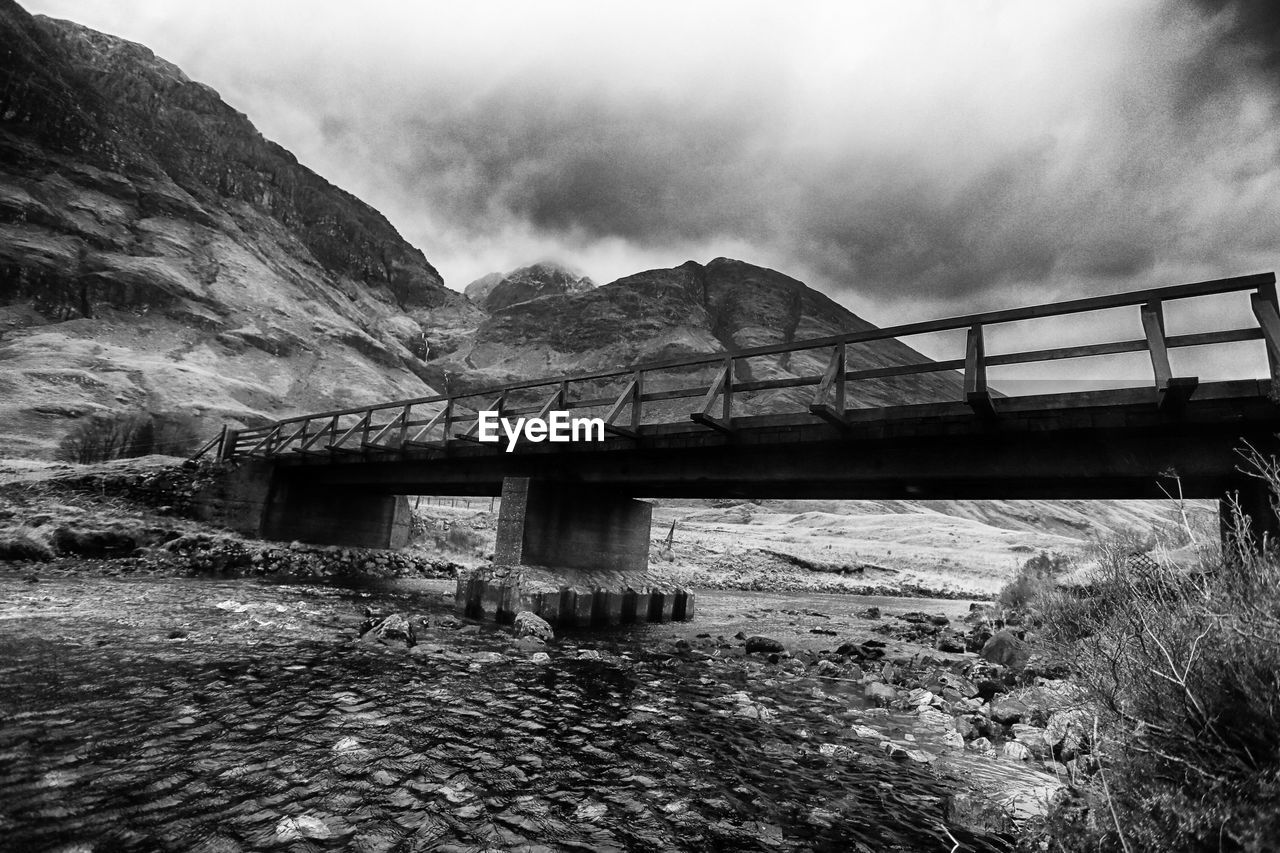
(457, 477, 694, 627)
(192, 461, 412, 550)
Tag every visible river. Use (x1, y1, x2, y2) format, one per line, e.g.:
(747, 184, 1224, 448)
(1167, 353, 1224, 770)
(0, 570, 1048, 852)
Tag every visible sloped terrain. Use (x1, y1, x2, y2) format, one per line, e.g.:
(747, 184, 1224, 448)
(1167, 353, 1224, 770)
(0, 2, 479, 457)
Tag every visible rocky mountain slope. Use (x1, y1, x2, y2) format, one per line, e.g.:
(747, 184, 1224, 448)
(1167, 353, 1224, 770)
(0, 0, 968, 457)
(435, 257, 963, 413)
(464, 262, 595, 312)
(0, 2, 480, 457)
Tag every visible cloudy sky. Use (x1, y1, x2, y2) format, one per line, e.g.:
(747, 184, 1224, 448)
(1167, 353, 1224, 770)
(26, 0, 1280, 326)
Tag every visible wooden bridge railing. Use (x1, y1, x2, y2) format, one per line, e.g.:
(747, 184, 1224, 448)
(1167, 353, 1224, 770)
(193, 271, 1280, 461)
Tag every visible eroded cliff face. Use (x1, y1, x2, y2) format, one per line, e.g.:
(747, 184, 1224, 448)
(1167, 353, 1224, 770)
(0, 2, 479, 456)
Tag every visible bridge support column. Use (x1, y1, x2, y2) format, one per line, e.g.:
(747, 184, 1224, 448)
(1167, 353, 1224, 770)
(457, 477, 694, 626)
(192, 463, 411, 549)
(262, 481, 411, 550)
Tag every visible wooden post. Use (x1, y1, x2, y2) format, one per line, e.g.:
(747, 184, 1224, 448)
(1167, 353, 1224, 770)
(631, 369, 643, 431)
(1140, 300, 1173, 389)
(965, 324, 996, 417)
(217, 425, 234, 461)
(1251, 283, 1280, 386)
(396, 404, 412, 448)
(722, 356, 734, 421)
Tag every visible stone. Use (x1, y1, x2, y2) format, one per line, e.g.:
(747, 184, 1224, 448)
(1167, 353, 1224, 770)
(815, 659, 842, 677)
(864, 682, 897, 705)
(1001, 741, 1032, 761)
(907, 688, 936, 707)
(1046, 708, 1091, 760)
(745, 636, 785, 654)
(915, 707, 952, 731)
(989, 696, 1029, 725)
(942, 731, 965, 750)
(979, 630, 1029, 670)
(276, 815, 332, 841)
(1011, 723, 1052, 758)
(860, 607, 880, 618)
(530, 652, 551, 664)
(927, 670, 978, 698)
(968, 737, 994, 752)
(936, 633, 966, 653)
(513, 611, 554, 642)
(360, 613, 416, 647)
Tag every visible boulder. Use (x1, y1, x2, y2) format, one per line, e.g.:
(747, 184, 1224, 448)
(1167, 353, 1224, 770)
(979, 630, 1029, 670)
(514, 611, 554, 642)
(1011, 723, 1053, 758)
(835, 639, 884, 660)
(1002, 741, 1032, 761)
(1046, 708, 1091, 760)
(864, 682, 898, 705)
(360, 613, 416, 647)
(815, 659, 843, 677)
(745, 636, 786, 654)
(927, 670, 978, 698)
(967, 737, 994, 752)
(989, 696, 1030, 725)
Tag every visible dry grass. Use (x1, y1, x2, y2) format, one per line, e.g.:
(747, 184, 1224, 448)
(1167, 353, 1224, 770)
(1022, 475, 1280, 851)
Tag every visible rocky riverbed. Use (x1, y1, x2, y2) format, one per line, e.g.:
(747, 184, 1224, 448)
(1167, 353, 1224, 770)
(0, 565, 1077, 852)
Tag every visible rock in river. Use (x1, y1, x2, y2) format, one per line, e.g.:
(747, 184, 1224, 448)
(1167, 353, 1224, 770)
(745, 636, 785, 654)
(979, 629, 1029, 670)
(514, 611, 554, 642)
(360, 613, 416, 647)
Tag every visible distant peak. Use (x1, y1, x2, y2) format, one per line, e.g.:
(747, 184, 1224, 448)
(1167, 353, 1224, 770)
(466, 261, 596, 312)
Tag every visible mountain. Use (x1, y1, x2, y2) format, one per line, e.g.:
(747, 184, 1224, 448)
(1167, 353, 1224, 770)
(0, 2, 479, 457)
(0, 3, 955, 459)
(433, 257, 963, 413)
(463, 272, 505, 308)
(464, 262, 595, 312)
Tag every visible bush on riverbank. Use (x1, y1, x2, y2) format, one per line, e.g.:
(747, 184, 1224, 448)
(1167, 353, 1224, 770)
(996, 550, 1074, 613)
(1015, 483, 1280, 851)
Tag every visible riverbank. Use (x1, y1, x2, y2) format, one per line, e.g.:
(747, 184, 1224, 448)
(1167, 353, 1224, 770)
(1, 456, 1019, 597)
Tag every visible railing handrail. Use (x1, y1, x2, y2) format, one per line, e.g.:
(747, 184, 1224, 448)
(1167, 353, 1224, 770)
(195, 270, 1277, 457)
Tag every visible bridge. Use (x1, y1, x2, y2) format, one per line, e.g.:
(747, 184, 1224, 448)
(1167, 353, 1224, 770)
(192, 272, 1280, 625)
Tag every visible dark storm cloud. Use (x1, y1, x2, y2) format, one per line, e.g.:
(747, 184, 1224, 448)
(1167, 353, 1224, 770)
(23, 0, 1280, 315)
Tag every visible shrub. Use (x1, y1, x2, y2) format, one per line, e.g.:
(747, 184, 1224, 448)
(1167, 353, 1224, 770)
(56, 411, 200, 463)
(996, 550, 1074, 614)
(1035, 487, 1280, 851)
(444, 524, 485, 553)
